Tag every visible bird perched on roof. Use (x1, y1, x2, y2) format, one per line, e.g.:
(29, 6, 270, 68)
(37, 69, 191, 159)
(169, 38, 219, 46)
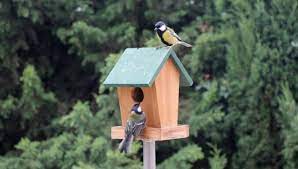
(119, 103, 146, 153)
(154, 21, 192, 48)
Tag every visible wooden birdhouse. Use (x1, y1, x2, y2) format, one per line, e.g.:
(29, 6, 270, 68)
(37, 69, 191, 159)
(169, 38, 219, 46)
(104, 47, 193, 141)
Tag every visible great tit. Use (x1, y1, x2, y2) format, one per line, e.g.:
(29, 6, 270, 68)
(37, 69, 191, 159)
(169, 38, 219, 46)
(154, 21, 192, 48)
(119, 103, 146, 153)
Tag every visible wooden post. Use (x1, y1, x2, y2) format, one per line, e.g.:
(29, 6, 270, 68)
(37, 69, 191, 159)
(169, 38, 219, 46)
(143, 141, 156, 169)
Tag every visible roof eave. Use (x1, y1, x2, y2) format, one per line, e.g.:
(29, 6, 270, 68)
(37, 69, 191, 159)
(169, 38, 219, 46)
(103, 48, 193, 88)
(169, 50, 193, 87)
(103, 83, 151, 87)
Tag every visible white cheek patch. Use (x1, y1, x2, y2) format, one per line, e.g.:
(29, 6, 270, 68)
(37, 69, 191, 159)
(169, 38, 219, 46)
(137, 106, 142, 112)
(159, 25, 166, 31)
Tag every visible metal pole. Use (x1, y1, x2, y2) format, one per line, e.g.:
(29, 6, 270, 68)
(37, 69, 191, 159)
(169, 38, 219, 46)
(143, 140, 156, 169)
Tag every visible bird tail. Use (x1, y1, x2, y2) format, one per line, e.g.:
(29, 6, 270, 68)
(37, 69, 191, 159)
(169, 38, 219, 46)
(177, 41, 192, 48)
(119, 134, 134, 153)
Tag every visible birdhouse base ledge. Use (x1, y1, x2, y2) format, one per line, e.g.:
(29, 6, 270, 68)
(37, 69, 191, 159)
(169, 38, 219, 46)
(111, 125, 189, 141)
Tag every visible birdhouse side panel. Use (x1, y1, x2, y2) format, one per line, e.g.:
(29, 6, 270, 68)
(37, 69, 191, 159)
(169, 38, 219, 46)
(154, 58, 180, 127)
(117, 87, 161, 128)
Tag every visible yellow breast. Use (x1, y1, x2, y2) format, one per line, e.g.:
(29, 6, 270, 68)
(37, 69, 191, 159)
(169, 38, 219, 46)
(162, 30, 179, 45)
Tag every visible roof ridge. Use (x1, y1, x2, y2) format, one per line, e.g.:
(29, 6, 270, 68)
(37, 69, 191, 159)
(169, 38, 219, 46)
(103, 47, 193, 87)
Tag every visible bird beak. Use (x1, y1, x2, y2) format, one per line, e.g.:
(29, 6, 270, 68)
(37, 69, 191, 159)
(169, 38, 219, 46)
(154, 28, 157, 31)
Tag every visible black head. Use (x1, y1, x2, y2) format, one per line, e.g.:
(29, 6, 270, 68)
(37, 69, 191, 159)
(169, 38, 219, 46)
(131, 103, 142, 114)
(154, 21, 167, 31)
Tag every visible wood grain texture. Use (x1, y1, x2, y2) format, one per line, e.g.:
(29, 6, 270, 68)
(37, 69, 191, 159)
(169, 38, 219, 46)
(115, 58, 185, 140)
(117, 58, 179, 127)
(154, 58, 180, 127)
(111, 125, 189, 141)
(117, 86, 161, 127)
(117, 87, 135, 126)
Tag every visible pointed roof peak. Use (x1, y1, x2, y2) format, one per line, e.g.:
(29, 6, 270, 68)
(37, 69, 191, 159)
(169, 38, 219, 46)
(103, 47, 193, 87)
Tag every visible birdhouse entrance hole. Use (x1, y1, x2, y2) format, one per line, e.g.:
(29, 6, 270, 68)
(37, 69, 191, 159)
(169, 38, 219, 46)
(132, 87, 144, 103)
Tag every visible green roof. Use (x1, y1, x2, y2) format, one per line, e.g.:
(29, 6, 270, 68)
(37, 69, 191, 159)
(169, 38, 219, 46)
(103, 47, 193, 87)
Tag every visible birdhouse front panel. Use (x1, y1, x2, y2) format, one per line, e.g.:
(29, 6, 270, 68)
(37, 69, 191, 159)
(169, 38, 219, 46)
(117, 58, 180, 129)
(117, 86, 161, 128)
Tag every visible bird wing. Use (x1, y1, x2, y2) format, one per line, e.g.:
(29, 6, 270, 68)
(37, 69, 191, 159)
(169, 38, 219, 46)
(162, 30, 180, 45)
(125, 115, 146, 137)
(133, 117, 146, 136)
(168, 27, 182, 41)
(125, 120, 135, 135)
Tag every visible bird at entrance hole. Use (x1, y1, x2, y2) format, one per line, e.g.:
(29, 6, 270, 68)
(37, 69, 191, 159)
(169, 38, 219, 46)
(154, 21, 192, 48)
(119, 103, 146, 153)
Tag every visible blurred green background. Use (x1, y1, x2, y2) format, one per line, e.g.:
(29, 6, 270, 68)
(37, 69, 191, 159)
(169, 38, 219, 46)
(0, 0, 298, 168)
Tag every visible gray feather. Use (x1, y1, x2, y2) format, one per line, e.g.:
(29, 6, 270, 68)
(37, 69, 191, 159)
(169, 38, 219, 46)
(119, 135, 134, 153)
(119, 111, 146, 153)
(173, 41, 192, 48)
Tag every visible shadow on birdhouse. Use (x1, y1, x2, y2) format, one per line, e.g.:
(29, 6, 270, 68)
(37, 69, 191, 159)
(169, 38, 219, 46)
(104, 47, 193, 141)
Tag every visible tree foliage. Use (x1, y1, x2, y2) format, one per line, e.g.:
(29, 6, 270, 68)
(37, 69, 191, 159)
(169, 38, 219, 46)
(0, 0, 298, 168)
